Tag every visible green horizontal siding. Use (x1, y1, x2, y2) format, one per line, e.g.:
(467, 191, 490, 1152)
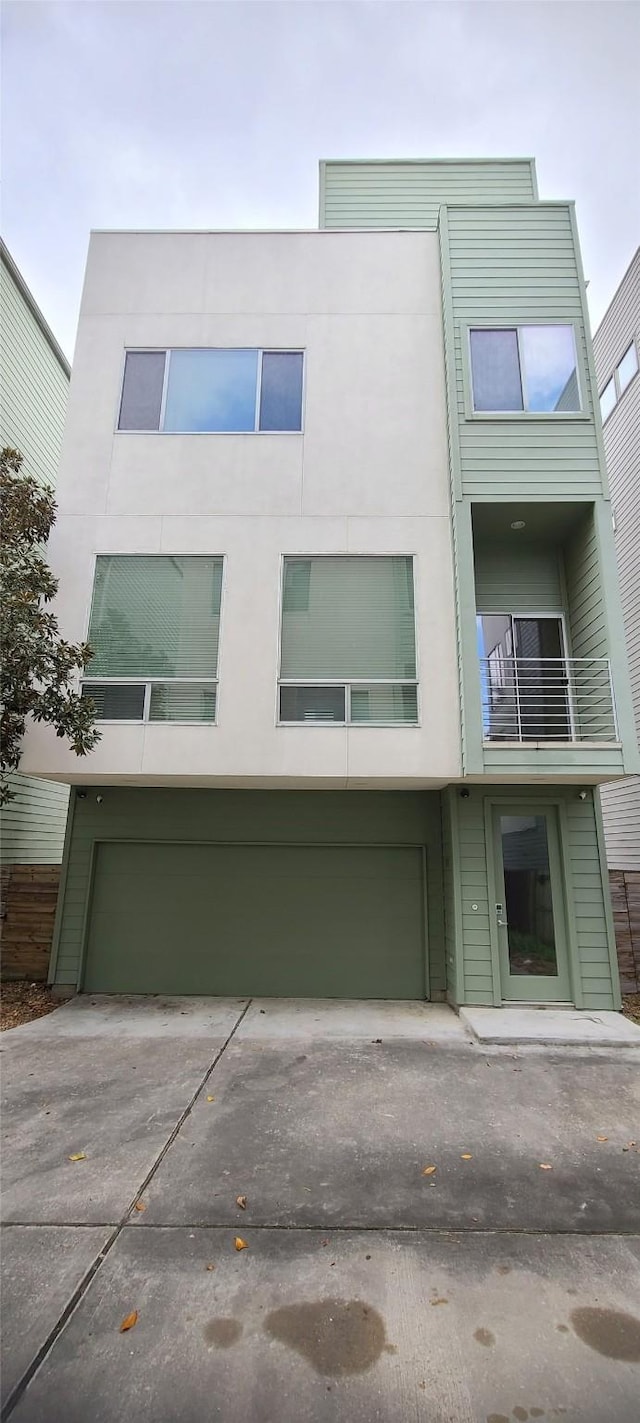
(474, 543, 563, 611)
(0, 251, 71, 866)
(0, 775, 69, 865)
(0, 255, 69, 490)
(444, 204, 602, 501)
(444, 784, 619, 1008)
(51, 789, 446, 994)
(320, 159, 537, 229)
(565, 511, 607, 661)
(482, 747, 624, 777)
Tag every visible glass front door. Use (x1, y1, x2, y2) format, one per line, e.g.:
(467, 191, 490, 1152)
(493, 806, 571, 1003)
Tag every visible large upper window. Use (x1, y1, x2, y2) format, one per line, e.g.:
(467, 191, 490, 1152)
(118, 349, 304, 432)
(82, 556, 223, 722)
(469, 325, 581, 413)
(279, 556, 417, 725)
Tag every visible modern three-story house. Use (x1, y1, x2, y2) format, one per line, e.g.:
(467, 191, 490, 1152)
(21, 158, 638, 1010)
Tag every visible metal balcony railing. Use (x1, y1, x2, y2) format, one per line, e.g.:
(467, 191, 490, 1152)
(479, 657, 618, 743)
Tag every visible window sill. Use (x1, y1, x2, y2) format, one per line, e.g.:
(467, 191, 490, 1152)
(114, 429, 304, 437)
(277, 722, 421, 729)
(93, 720, 218, 727)
(465, 411, 590, 423)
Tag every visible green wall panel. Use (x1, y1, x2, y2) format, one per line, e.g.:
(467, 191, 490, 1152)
(0, 250, 71, 865)
(52, 789, 446, 997)
(443, 204, 602, 501)
(320, 160, 537, 229)
(474, 542, 563, 612)
(442, 784, 620, 1008)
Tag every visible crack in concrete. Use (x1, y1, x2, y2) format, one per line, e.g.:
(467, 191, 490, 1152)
(0, 999, 253, 1422)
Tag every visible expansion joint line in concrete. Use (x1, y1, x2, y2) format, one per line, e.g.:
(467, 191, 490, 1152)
(0, 999, 253, 1423)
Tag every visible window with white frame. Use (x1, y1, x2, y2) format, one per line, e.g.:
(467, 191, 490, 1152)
(118, 349, 304, 432)
(81, 556, 222, 722)
(469, 325, 581, 413)
(279, 557, 418, 725)
(600, 339, 639, 421)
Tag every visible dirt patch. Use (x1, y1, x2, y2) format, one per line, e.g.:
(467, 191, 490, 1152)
(0, 981, 58, 1031)
(622, 994, 640, 1025)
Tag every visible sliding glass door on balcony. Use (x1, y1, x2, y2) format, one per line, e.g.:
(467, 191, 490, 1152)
(478, 614, 572, 741)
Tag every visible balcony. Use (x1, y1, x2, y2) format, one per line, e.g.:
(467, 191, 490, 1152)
(479, 656, 617, 744)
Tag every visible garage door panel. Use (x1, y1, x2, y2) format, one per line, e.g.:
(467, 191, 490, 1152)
(83, 844, 426, 998)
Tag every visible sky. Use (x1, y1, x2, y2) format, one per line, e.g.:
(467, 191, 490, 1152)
(2, 0, 639, 361)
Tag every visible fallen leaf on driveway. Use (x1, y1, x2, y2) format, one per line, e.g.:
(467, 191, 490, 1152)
(206, 1096, 215, 1103)
(422, 1165, 437, 1176)
(539, 1163, 553, 1170)
(134, 1201, 146, 1212)
(206, 1264, 215, 1271)
(461, 1154, 473, 1160)
(234, 1237, 249, 1251)
(236, 1195, 247, 1210)
(595, 1135, 608, 1142)
(68, 1153, 86, 1162)
(120, 1311, 138, 1332)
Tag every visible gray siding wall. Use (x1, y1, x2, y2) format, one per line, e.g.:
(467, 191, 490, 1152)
(594, 251, 640, 870)
(51, 789, 446, 994)
(444, 785, 619, 1009)
(321, 160, 536, 229)
(0, 249, 70, 864)
(0, 254, 69, 488)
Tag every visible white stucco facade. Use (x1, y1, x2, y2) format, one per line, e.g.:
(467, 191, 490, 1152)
(20, 229, 461, 788)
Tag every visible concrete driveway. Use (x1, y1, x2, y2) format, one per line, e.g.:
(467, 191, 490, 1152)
(2, 997, 640, 1422)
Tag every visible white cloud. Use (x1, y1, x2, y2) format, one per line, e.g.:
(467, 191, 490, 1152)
(2, 0, 638, 357)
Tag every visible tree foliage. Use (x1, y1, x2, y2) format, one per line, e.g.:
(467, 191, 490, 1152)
(0, 447, 100, 805)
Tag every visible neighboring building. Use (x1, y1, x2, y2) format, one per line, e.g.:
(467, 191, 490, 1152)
(21, 159, 638, 1009)
(593, 248, 640, 990)
(0, 241, 71, 978)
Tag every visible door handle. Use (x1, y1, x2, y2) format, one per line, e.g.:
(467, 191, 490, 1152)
(495, 903, 508, 927)
(497, 919, 508, 927)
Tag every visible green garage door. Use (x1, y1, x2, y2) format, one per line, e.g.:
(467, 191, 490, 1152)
(83, 842, 427, 998)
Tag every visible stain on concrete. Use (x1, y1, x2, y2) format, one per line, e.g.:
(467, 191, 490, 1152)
(556, 1324, 569, 1334)
(264, 1298, 391, 1375)
(570, 1306, 640, 1361)
(487, 1414, 511, 1423)
(203, 1318, 243, 1348)
(513, 1409, 529, 1421)
(529, 1411, 545, 1419)
(496, 1266, 512, 1276)
(474, 1328, 495, 1347)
